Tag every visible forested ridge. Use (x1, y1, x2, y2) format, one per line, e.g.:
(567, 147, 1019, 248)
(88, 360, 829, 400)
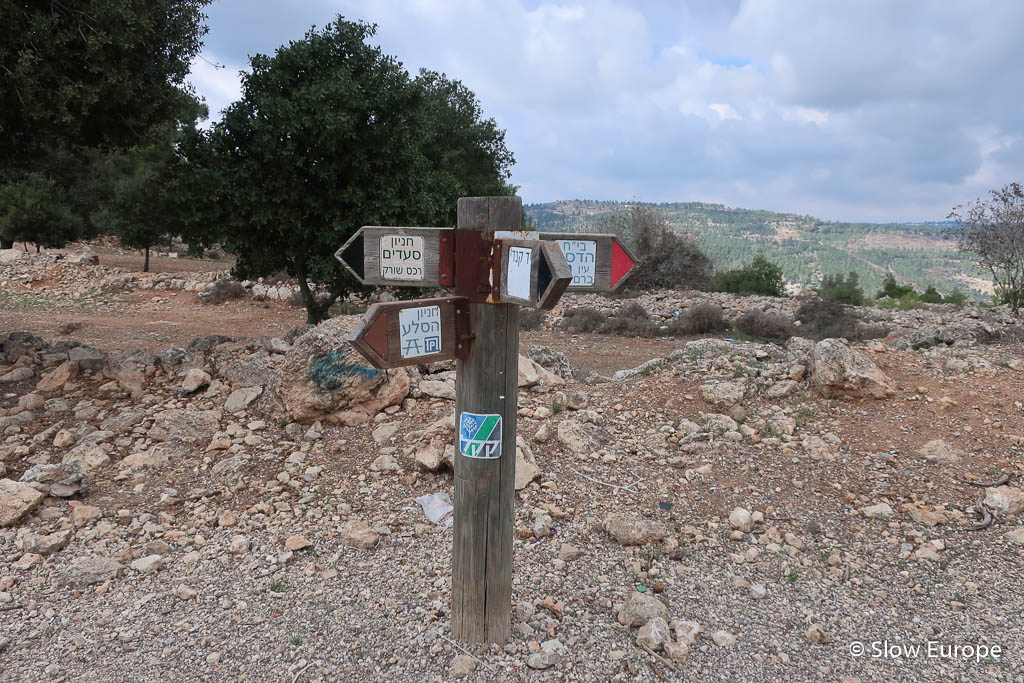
(525, 200, 987, 297)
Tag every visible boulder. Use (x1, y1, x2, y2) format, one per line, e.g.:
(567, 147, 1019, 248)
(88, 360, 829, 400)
(700, 380, 746, 407)
(68, 345, 105, 372)
(918, 439, 963, 464)
(65, 556, 124, 587)
(518, 355, 564, 388)
(637, 616, 672, 651)
(617, 591, 668, 627)
(527, 345, 576, 381)
(225, 386, 262, 413)
(419, 379, 455, 400)
(984, 486, 1024, 515)
(603, 513, 668, 545)
(515, 437, 541, 490)
(36, 361, 79, 392)
(19, 462, 89, 497)
(264, 316, 409, 424)
(102, 356, 145, 396)
(180, 368, 211, 394)
(148, 408, 221, 444)
(807, 339, 896, 399)
(0, 479, 46, 526)
(65, 248, 99, 265)
(0, 248, 28, 263)
(340, 518, 379, 550)
(61, 443, 110, 474)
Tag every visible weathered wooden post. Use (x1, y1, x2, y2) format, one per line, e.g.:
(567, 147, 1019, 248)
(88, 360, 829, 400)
(338, 195, 636, 645)
(450, 196, 521, 643)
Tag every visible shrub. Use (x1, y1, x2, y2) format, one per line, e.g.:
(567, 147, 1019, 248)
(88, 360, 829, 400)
(876, 273, 914, 300)
(919, 286, 944, 304)
(561, 307, 606, 333)
(713, 255, 785, 297)
(796, 297, 889, 341)
(203, 279, 247, 305)
(618, 301, 649, 321)
(735, 310, 795, 342)
(680, 303, 729, 334)
(944, 289, 968, 306)
(519, 308, 548, 331)
(600, 205, 713, 290)
(819, 272, 865, 306)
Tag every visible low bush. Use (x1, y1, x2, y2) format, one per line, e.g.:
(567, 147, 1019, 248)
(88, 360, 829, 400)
(203, 279, 247, 305)
(876, 273, 915, 300)
(680, 303, 729, 334)
(713, 255, 786, 297)
(920, 286, 944, 304)
(735, 310, 795, 342)
(618, 301, 650, 321)
(561, 307, 606, 333)
(519, 308, 548, 331)
(796, 297, 889, 341)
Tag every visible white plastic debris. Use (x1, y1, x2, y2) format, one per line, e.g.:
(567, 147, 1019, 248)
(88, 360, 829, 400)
(415, 492, 454, 528)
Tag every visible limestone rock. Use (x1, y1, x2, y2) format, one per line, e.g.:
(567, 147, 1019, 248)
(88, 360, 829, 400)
(419, 380, 455, 400)
(807, 339, 897, 399)
(284, 535, 312, 551)
(340, 518, 379, 550)
(413, 438, 447, 471)
(180, 368, 212, 394)
(18, 461, 88, 497)
(370, 453, 401, 472)
(728, 507, 753, 533)
(103, 357, 145, 396)
(24, 529, 73, 556)
(148, 408, 221, 444)
(918, 439, 963, 464)
(66, 557, 124, 586)
(265, 316, 409, 424)
(515, 437, 541, 490)
(449, 654, 477, 677)
(700, 380, 745, 407)
(225, 386, 262, 413)
(637, 616, 672, 651)
(603, 513, 668, 546)
(617, 591, 668, 627)
(36, 361, 79, 392)
(131, 554, 164, 574)
(71, 504, 102, 527)
(984, 486, 1024, 515)
(861, 503, 894, 519)
(61, 443, 110, 474)
(518, 355, 564, 388)
(556, 421, 590, 454)
(0, 479, 46, 526)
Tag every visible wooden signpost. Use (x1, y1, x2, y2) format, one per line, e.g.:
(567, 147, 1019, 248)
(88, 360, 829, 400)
(342, 198, 636, 645)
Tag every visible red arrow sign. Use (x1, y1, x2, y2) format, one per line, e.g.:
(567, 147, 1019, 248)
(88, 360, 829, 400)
(538, 233, 638, 292)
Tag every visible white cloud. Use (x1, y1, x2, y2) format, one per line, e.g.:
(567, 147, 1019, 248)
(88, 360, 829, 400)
(189, 0, 1024, 221)
(187, 55, 244, 123)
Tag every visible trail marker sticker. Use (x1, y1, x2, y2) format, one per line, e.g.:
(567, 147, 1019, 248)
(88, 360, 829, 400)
(380, 235, 425, 280)
(459, 412, 502, 459)
(398, 305, 441, 358)
(556, 239, 597, 287)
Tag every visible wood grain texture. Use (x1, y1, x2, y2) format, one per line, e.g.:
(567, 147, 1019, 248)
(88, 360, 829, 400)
(336, 226, 453, 287)
(452, 196, 521, 645)
(347, 297, 465, 369)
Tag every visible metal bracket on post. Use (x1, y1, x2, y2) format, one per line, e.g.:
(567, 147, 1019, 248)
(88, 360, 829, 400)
(453, 297, 474, 359)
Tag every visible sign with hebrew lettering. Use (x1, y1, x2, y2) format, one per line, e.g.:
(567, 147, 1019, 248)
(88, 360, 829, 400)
(497, 239, 572, 309)
(538, 233, 638, 292)
(336, 227, 454, 287)
(348, 297, 468, 369)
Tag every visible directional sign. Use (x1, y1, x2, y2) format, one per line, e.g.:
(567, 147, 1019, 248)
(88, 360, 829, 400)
(336, 227, 454, 287)
(348, 297, 468, 369)
(538, 233, 638, 292)
(497, 239, 572, 310)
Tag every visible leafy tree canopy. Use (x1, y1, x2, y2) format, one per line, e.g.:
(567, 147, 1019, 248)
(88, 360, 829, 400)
(181, 18, 515, 323)
(819, 271, 865, 306)
(0, 0, 210, 176)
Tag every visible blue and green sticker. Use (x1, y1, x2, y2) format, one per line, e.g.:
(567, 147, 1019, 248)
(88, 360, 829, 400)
(459, 412, 502, 459)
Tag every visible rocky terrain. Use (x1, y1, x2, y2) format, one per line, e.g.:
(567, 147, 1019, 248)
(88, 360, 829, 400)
(2, 249, 1024, 682)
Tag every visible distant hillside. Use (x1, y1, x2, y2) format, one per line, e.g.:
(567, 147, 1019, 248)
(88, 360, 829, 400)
(524, 200, 990, 298)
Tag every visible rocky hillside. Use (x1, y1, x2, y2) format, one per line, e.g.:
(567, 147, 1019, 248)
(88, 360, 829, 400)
(2, 246, 1024, 680)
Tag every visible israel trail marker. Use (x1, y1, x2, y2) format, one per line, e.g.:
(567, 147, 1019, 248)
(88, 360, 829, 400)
(538, 233, 638, 292)
(459, 412, 502, 458)
(341, 197, 606, 646)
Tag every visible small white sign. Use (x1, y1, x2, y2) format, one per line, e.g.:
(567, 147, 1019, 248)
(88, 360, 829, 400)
(556, 240, 597, 286)
(380, 235, 425, 281)
(507, 246, 532, 300)
(398, 305, 441, 358)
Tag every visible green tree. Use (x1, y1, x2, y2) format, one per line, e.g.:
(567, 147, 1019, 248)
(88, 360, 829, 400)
(819, 271, 865, 305)
(714, 255, 785, 297)
(0, 0, 210, 249)
(875, 272, 915, 300)
(181, 19, 514, 323)
(0, 174, 82, 250)
(919, 285, 943, 303)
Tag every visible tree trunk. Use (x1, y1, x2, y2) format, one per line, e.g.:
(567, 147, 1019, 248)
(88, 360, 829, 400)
(0, 237, 12, 249)
(144, 247, 150, 273)
(294, 258, 326, 325)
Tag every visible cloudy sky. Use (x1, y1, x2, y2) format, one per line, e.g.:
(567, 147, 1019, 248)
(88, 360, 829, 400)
(189, 0, 1024, 223)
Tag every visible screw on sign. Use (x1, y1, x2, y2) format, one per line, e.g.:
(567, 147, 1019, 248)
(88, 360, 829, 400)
(341, 196, 573, 645)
